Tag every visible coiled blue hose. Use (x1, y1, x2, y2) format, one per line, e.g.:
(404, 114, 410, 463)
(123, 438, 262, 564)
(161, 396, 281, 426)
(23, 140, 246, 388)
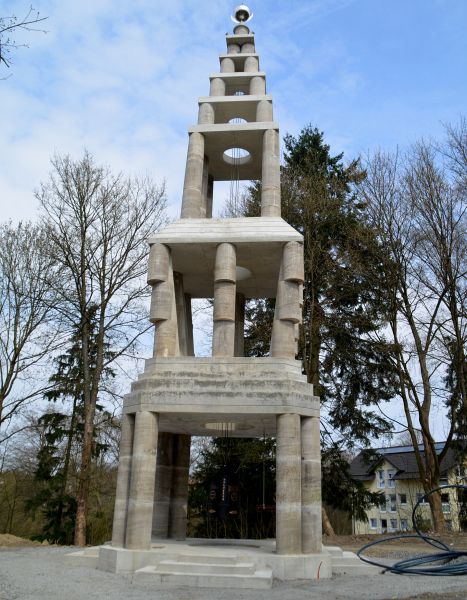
(357, 484, 467, 575)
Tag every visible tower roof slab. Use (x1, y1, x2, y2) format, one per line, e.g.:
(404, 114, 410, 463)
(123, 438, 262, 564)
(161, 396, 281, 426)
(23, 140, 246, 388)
(197, 95, 272, 123)
(149, 218, 302, 298)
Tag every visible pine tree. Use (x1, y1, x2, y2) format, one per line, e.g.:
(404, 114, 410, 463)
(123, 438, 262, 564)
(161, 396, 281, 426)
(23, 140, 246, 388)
(241, 127, 398, 529)
(26, 307, 115, 543)
(245, 126, 398, 443)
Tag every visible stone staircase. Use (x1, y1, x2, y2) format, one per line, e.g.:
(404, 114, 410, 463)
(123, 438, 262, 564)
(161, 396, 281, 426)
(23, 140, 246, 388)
(133, 553, 273, 589)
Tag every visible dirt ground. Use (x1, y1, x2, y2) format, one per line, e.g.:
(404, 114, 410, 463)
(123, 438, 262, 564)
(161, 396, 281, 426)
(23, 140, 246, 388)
(2, 531, 467, 556)
(1, 535, 467, 600)
(0, 533, 44, 547)
(326, 531, 467, 557)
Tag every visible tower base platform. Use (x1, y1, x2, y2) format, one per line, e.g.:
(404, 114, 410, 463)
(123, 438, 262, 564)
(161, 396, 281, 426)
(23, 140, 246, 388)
(67, 538, 379, 588)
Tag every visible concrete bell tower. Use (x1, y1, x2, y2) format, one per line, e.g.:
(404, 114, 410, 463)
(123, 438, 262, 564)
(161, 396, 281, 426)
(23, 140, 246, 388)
(107, 4, 327, 581)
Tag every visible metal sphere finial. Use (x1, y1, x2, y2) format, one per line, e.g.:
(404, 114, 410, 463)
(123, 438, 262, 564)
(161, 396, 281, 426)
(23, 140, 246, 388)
(231, 4, 253, 24)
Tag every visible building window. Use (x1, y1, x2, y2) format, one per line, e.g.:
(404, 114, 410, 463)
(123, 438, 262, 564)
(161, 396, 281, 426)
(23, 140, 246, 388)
(387, 470, 396, 488)
(416, 493, 428, 505)
(389, 494, 397, 512)
(380, 497, 386, 513)
(390, 518, 398, 530)
(399, 493, 407, 505)
(441, 493, 450, 513)
(377, 470, 385, 488)
(400, 518, 409, 531)
(370, 518, 378, 529)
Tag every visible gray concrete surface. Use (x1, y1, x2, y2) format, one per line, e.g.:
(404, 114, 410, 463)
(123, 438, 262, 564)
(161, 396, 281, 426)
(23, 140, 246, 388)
(1, 546, 467, 600)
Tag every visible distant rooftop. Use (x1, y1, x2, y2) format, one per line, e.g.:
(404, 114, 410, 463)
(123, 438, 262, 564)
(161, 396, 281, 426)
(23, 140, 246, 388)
(350, 441, 465, 482)
(376, 441, 446, 455)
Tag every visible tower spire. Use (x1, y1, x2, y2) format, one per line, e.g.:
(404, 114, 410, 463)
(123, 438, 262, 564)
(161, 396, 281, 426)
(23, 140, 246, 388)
(231, 4, 253, 25)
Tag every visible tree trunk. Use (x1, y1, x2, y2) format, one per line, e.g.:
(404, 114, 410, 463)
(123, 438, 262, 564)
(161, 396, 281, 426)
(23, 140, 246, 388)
(74, 415, 95, 546)
(321, 506, 335, 536)
(427, 489, 446, 534)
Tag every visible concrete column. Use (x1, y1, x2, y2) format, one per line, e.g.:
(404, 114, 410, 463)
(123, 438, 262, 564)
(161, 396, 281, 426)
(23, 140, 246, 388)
(234, 24, 250, 35)
(125, 411, 158, 550)
(283, 242, 305, 283)
(181, 132, 206, 218)
(198, 102, 215, 124)
(210, 77, 226, 96)
(168, 434, 191, 540)
(250, 76, 265, 95)
(206, 175, 214, 218)
(213, 243, 236, 357)
(150, 252, 180, 358)
(234, 292, 245, 357)
(244, 56, 259, 72)
(256, 99, 273, 122)
(202, 156, 210, 210)
(111, 413, 135, 547)
(221, 57, 235, 73)
(276, 413, 302, 554)
(261, 128, 281, 217)
(271, 254, 301, 358)
(184, 294, 195, 356)
(148, 243, 170, 285)
(301, 417, 322, 553)
(152, 433, 174, 538)
(242, 43, 255, 53)
(174, 272, 194, 357)
(227, 43, 241, 54)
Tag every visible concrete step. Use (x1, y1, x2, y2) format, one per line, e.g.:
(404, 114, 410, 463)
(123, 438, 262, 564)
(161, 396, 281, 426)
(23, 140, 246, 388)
(331, 551, 381, 576)
(65, 547, 99, 568)
(135, 378, 310, 392)
(156, 559, 256, 575)
(175, 553, 241, 565)
(134, 565, 273, 589)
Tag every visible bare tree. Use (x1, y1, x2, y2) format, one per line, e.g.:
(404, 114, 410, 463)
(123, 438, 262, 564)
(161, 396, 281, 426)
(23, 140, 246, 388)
(361, 122, 466, 532)
(0, 221, 60, 434)
(36, 151, 167, 546)
(0, 5, 47, 74)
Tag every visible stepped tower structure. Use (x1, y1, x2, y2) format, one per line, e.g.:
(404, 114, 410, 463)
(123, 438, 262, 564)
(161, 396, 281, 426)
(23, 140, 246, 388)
(103, 5, 330, 582)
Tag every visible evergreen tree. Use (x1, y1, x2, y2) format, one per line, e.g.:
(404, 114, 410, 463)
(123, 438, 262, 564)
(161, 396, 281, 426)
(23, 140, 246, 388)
(244, 126, 398, 444)
(240, 127, 398, 528)
(26, 307, 115, 543)
(189, 438, 276, 540)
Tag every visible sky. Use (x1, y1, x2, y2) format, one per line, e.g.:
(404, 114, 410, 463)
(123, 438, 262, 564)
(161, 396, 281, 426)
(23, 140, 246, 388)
(1, 0, 466, 221)
(1, 0, 466, 442)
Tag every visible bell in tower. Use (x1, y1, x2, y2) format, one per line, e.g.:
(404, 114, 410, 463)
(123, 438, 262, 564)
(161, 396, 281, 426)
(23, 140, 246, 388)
(100, 5, 332, 585)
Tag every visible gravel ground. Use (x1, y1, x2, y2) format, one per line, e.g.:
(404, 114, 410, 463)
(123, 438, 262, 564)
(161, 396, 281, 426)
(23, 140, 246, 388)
(1, 546, 467, 600)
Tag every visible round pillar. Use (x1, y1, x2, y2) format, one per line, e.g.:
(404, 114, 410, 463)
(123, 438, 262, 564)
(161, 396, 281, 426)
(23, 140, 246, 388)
(227, 43, 241, 54)
(111, 413, 134, 547)
(301, 417, 322, 553)
(152, 433, 174, 538)
(168, 435, 191, 540)
(244, 56, 258, 72)
(221, 57, 235, 73)
(256, 100, 273, 122)
(213, 243, 236, 357)
(125, 411, 158, 550)
(250, 76, 265, 95)
(261, 129, 281, 216)
(276, 413, 302, 554)
(210, 77, 226, 96)
(181, 132, 205, 218)
(198, 103, 215, 124)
